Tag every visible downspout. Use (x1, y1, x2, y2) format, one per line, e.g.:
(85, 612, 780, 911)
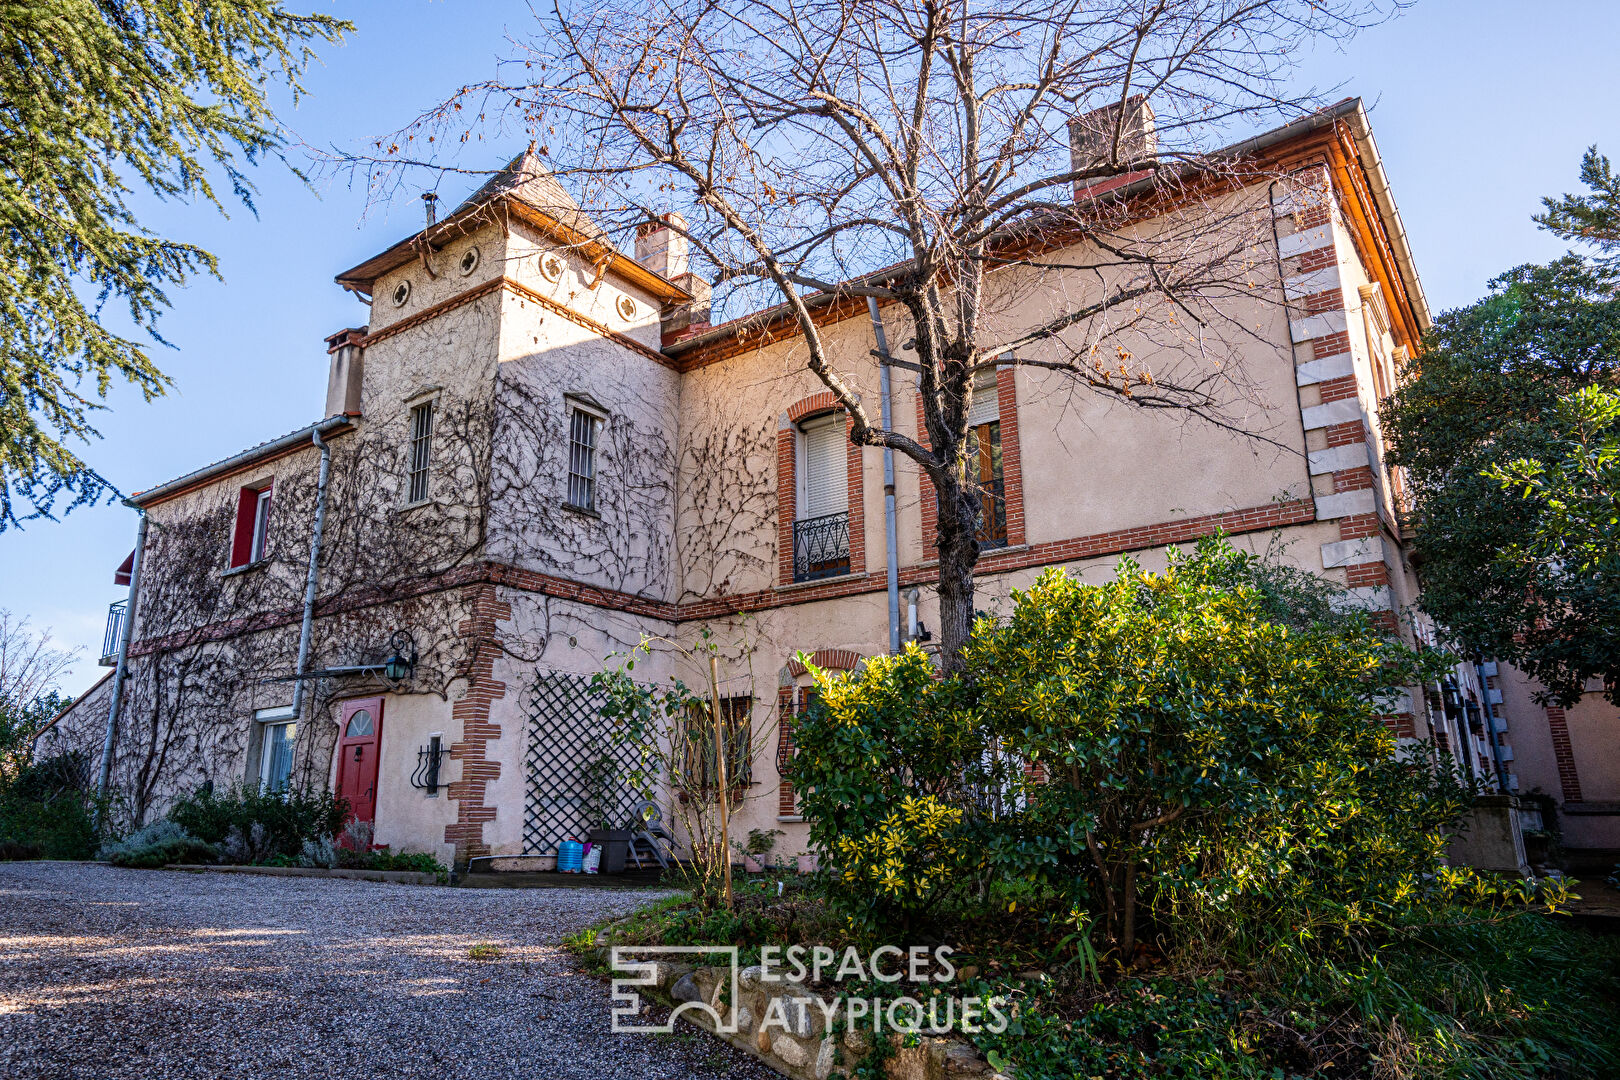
(291, 428, 334, 720)
(867, 297, 902, 654)
(1477, 659, 1510, 791)
(94, 509, 148, 829)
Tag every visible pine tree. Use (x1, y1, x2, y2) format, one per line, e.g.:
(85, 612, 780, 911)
(0, 1, 348, 529)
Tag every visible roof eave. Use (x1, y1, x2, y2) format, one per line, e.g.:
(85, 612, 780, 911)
(127, 415, 357, 510)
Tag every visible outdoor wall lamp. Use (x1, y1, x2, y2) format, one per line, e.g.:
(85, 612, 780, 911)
(381, 630, 418, 685)
(262, 628, 418, 687)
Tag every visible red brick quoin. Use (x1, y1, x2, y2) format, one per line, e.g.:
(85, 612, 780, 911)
(444, 584, 512, 863)
(777, 649, 865, 817)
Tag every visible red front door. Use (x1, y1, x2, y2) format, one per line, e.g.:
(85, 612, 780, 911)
(335, 697, 384, 825)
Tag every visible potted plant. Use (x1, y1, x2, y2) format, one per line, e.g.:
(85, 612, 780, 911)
(582, 755, 632, 874)
(734, 827, 783, 873)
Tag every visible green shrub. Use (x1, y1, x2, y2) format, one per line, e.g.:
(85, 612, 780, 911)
(0, 751, 98, 860)
(98, 820, 217, 868)
(795, 539, 1473, 955)
(168, 784, 347, 861)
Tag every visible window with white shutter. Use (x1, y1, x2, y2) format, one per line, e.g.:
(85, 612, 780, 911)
(798, 413, 847, 520)
(791, 412, 851, 581)
(966, 369, 1000, 428)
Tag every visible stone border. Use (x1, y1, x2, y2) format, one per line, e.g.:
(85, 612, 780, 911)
(166, 863, 443, 886)
(609, 953, 1006, 1080)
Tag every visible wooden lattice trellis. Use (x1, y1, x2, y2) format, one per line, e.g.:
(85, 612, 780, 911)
(522, 670, 657, 855)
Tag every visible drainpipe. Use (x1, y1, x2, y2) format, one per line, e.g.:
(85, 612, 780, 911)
(1477, 659, 1510, 792)
(291, 428, 334, 720)
(94, 510, 148, 830)
(867, 297, 902, 653)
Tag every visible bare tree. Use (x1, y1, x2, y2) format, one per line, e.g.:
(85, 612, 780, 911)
(347, 0, 1394, 668)
(0, 610, 79, 719)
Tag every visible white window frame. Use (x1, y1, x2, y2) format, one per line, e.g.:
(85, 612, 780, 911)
(254, 706, 298, 793)
(249, 487, 273, 563)
(565, 397, 607, 513)
(795, 412, 847, 521)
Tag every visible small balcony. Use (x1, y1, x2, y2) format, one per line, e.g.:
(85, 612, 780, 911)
(99, 600, 127, 667)
(792, 511, 850, 583)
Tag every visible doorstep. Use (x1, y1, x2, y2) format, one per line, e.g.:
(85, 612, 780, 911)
(165, 863, 443, 886)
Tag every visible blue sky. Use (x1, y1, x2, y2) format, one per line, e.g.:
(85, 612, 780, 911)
(6, 0, 1620, 696)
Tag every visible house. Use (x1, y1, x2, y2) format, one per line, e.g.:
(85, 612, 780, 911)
(46, 98, 1555, 870)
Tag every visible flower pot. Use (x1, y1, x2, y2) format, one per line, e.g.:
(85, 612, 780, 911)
(587, 828, 632, 874)
(743, 855, 764, 873)
(796, 854, 818, 874)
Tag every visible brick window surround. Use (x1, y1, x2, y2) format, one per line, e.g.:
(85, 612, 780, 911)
(918, 366, 1026, 559)
(776, 649, 864, 817)
(777, 395, 867, 586)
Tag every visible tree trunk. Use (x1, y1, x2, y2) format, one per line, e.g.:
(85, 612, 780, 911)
(932, 471, 981, 673)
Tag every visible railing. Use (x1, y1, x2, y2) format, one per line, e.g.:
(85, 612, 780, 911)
(792, 511, 850, 582)
(99, 600, 127, 667)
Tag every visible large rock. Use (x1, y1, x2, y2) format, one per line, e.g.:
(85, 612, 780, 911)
(772, 1034, 813, 1068)
(814, 1036, 840, 1080)
(671, 972, 703, 1003)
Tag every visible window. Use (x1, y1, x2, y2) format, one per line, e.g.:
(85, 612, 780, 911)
(257, 718, 297, 792)
(230, 482, 273, 568)
(566, 404, 603, 512)
(407, 399, 434, 503)
(792, 413, 851, 581)
(680, 696, 753, 793)
(797, 413, 848, 520)
(965, 369, 1008, 549)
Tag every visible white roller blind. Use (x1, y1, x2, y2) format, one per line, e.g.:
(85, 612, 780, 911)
(966, 369, 1000, 428)
(800, 414, 848, 519)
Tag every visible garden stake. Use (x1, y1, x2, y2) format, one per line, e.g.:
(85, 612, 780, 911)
(709, 654, 733, 909)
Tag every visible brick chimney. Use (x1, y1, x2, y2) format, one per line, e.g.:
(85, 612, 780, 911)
(1069, 95, 1157, 184)
(635, 212, 689, 279)
(638, 212, 713, 340)
(324, 327, 366, 417)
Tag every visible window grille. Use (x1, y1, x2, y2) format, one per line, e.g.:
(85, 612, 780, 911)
(567, 407, 602, 511)
(408, 400, 434, 503)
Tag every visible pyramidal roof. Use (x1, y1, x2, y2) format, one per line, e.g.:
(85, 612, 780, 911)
(335, 148, 689, 300)
(454, 148, 604, 240)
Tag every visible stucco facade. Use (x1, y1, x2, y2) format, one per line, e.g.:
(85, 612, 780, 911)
(48, 99, 1548, 869)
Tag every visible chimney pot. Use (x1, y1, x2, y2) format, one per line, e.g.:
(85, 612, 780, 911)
(324, 327, 367, 417)
(1069, 96, 1157, 184)
(422, 191, 439, 227)
(635, 211, 689, 280)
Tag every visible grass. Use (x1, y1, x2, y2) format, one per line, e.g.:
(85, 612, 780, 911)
(467, 942, 503, 961)
(565, 874, 1620, 1080)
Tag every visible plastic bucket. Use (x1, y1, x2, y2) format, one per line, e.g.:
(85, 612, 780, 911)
(557, 838, 584, 873)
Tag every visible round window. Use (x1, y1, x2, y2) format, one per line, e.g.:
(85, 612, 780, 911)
(391, 280, 411, 308)
(616, 295, 637, 321)
(345, 710, 374, 738)
(540, 253, 564, 282)
(458, 247, 481, 276)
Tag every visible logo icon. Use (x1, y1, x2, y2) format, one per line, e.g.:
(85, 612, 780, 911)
(610, 945, 741, 1034)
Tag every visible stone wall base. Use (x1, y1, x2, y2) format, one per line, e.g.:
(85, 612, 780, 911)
(607, 953, 1008, 1080)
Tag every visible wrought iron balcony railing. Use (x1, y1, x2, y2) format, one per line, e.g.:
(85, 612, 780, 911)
(100, 600, 127, 667)
(792, 511, 850, 582)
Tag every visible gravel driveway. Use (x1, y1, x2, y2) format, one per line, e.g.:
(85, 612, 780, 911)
(0, 862, 776, 1080)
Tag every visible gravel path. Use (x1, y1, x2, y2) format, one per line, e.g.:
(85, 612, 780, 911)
(0, 862, 776, 1080)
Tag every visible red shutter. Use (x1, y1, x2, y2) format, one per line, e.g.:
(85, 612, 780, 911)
(230, 487, 257, 567)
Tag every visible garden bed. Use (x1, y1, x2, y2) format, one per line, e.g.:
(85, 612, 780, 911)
(166, 862, 444, 886)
